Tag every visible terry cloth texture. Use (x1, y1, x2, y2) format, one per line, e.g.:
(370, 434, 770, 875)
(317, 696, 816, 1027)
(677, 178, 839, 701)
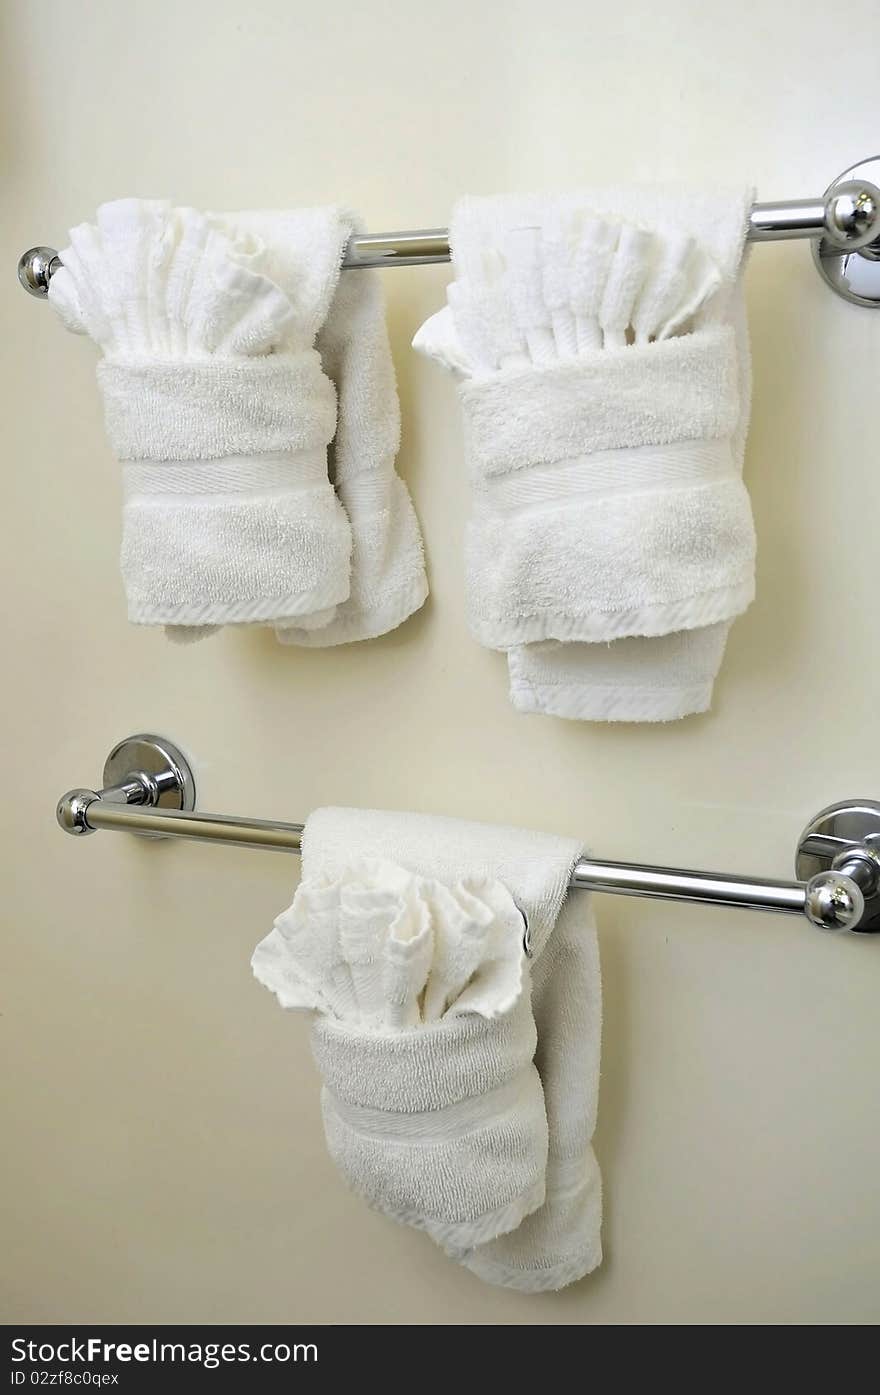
(252, 806, 602, 1292)
(50, 198, 426, 644)
(414, 186, 754, 720)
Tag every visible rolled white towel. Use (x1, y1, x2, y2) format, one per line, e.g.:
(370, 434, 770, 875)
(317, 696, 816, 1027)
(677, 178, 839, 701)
(227, 213, 429, 647)
(415, 186, 755, 721)
(252, 808, 602, 1293)
(50, 199, 427, 645)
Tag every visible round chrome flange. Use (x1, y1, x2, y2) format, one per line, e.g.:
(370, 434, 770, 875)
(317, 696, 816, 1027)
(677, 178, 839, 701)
(102, 734, 195, 814)
(796, 799, 880, 932)
(812, 156, 880, 306)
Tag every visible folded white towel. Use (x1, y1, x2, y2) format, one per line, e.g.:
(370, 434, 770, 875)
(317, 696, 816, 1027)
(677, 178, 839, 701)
(226, 212, 429, 647)
(50, 199, 427, 644)
(252, 808, 602, 1293)
(414, 187, 755, 720)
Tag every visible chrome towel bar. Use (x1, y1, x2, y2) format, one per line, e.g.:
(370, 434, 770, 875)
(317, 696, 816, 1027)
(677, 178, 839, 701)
(56, 735, 880, 935)
(16, 157, 880, 307)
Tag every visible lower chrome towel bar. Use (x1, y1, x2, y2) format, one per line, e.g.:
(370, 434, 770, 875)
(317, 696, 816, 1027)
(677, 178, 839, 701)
(55, 735, 880, 936)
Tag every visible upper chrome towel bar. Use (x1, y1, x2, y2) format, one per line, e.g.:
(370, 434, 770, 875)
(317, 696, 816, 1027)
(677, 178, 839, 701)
(56, 735, 880, 935)
(16, 157, 880, 308)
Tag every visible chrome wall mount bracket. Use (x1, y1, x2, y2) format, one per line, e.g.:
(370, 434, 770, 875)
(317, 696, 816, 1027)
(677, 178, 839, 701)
(812, 156, 880, 306)
(56, 734, 880, 934)
(57, 734, 195, 839)
(796, 800, 880, 932)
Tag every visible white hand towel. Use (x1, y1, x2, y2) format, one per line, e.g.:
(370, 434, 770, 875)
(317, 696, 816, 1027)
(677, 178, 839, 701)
(225, 212, 429, 647)
(251, 808, 602, 1293)
(50, 199, 427, 644)
(414, 187, 755, 721)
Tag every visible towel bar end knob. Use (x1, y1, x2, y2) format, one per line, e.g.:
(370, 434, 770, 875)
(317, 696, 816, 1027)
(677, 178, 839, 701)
(17, 246, 61, 297)
(57, 788, 98, 835)
(804, 871, 865, 931)
(823, 181, 880, 249)
(813, 157, 880, 306)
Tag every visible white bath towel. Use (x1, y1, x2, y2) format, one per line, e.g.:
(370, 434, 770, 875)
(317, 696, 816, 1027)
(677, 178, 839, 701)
(414, 187, 755, 721)
(252, 808, 602, 1293)
(49, 199, 427, 644)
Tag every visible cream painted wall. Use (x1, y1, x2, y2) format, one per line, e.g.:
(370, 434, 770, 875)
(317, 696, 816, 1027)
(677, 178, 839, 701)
(2, 0, 879, 1325)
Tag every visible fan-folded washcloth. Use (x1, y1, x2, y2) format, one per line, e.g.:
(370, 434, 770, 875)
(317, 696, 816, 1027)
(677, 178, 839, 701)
(414, 187, 755, 720)
(49, 199, 427, 644)
(251, 807, 602, 1292)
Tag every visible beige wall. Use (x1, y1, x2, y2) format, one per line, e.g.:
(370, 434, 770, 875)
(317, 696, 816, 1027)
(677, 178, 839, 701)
(2, 0, 879, 1325)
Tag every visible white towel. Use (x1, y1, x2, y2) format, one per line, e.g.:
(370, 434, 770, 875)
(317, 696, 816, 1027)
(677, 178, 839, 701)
(50, 199, 427, 644)
(414, 187, 755, 721)
(251, 807, 602, 1293)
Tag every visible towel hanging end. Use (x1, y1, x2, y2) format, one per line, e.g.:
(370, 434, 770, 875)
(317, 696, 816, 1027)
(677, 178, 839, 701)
(55, 734, 880, 935)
